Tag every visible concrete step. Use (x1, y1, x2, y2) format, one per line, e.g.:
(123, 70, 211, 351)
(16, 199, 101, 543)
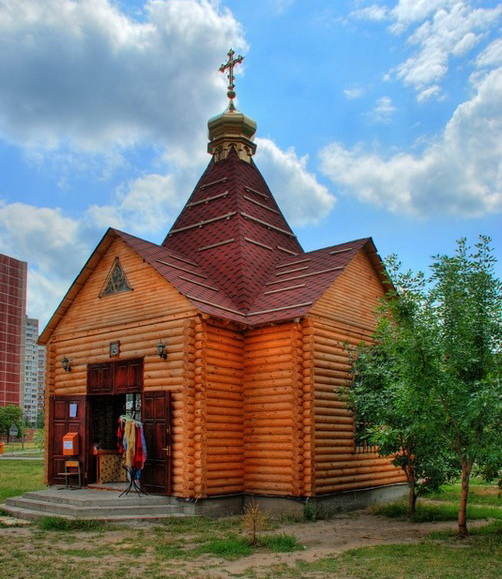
(16, 489, 178, 508)
(1, 503, 188, 522)
(2, 487, 192, 521)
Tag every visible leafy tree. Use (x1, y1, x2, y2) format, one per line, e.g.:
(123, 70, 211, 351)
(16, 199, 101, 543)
(428, 236, 501, 537)
(36, 411, 45, 430)
(352, 236, 501, 537)
(351, 264, 456, 516)
(0, 405, 25, 439)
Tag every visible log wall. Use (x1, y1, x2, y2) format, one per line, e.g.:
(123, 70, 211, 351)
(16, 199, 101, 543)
(43, 238, 199, 495)
(309, 250, 405, 494)
(204, 323, 245, 495)
(243, 322, 312, 496)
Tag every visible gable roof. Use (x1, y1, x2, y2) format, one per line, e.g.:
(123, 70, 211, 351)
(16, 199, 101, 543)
(39, 227, 386, 344)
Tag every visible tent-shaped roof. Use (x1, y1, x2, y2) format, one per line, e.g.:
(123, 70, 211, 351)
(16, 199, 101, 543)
(162, 148, 303, 312)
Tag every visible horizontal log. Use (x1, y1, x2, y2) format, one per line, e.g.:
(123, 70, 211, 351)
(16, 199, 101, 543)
(314, 471, 396, 485)
(206, 364, 241, 378)
(315, 475, 402, 493)
(245, 471, 293, 482)
(205, 375, 241, 388)
(312, 319, 371, 339)
(206, 483, 244, 494)
(314, 457, 389, 469)
(313, 348, 349, 363)
(206, 358, 242, 373)
(315, 464, 398, 477)
(315, 430, 354, 439)
(55, 306, 194, 338)
(243, 409, 292, 421)
(245, 344, 293, 358)
(206, 414, 243, 425)
(244, 356, 296, 372)
(314, 399, 351, 410)
(205, 399, 243, 410)
(204, 324, 243, 340)
(246, 325, 294, 339)
(244, 458, 293, 467)
(315, 415, 353, 425)
(244, 401, 294, 412)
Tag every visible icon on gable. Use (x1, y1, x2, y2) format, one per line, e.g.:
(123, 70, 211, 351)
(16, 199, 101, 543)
(99, 258, 132, 298)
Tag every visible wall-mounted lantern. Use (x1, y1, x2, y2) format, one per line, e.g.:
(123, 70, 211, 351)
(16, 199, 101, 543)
(61, 357, 71, 372)
(157, 341, 167, 359)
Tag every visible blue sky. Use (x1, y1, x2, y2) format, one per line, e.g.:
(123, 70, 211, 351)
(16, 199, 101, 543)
(0, 0, 500, 328)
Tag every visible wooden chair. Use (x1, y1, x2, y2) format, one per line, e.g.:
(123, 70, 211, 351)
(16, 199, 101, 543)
(57, 459, 82, 489)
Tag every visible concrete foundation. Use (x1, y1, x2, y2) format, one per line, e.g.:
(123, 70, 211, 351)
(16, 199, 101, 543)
(2, 483, 408, 521)
(179, 483, 408, 518)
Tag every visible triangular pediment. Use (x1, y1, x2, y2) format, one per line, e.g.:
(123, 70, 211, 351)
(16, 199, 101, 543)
(98, 257, 132, 298)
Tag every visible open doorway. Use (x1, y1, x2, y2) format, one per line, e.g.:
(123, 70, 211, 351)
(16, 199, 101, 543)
(87, 392, 141, 485)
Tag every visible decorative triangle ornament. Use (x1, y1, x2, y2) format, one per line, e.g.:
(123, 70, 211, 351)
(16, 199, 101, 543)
(99, 257, 132, 298)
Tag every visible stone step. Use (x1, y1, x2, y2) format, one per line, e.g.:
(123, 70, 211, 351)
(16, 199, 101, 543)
(18, 489, 177, 508)
(2, 488, 192, 521)
(4, 496, 182, 518)
(1, 503, 188, 522)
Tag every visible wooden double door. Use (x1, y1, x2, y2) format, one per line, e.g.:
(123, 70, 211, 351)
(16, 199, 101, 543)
(49, 359, 172, 494)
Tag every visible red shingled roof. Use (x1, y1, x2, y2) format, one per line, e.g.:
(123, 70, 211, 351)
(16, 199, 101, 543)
(161, 147, 303, 312)
(40, 141, 386, 342)
(116, 230, 382, 327)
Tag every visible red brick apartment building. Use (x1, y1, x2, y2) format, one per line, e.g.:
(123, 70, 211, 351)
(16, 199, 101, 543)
(0, 254, 27, 407)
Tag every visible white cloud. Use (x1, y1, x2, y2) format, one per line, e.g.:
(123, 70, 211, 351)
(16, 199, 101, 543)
(86, 171, 188, 235)
(0, 202, 91, 324)
(353, 1, 502, 100)
(477, 38, 502, 68)
(0, 0, 245, 156)
(393, 2, 501, 99)
(255, 138, 336, 227)
(319, 67, 502, 218)
(0, 202, 88, 276)
(344, 87, 364, 100)
(372, 96, 396, 123)
(350, 5, 389, 21)
(389, 0, 457, 33)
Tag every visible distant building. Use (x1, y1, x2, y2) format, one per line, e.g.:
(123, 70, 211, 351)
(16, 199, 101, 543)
(23, 317, 45, 426)
(0, 254, 27, 408)
(37, 342, 46, 425)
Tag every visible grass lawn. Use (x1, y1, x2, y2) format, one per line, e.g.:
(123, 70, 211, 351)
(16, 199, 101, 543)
(0, 458, 45, 503)
(0, 461, 500, 578)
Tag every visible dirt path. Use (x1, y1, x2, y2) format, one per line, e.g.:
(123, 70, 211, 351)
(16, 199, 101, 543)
(219, 511, 472, 577)
(1, 510, 490, 579)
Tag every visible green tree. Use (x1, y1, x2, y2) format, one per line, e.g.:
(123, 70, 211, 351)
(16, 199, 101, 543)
(0, 405, 25, 440)
(352, 236, 501, 537)
(428, 236, 501, 537)
(351, 264, 456, 516)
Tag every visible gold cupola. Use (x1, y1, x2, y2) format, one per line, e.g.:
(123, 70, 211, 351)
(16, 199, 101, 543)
(208, 50, 257, 162)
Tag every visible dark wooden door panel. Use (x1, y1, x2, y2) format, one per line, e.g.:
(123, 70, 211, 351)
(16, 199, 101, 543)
(49, 395, 87, 485)
(88, 359, 143, 394)
(88, 363, 113, 393)
(142, 390, 172, 494)
(115, 359, 142, 393)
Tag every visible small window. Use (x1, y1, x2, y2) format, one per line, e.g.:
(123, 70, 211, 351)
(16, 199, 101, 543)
(354, 419, 377, 454)
(99, 258, 132, 298)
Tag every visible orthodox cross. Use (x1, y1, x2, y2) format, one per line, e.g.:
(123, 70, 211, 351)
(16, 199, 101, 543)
(219, 49, 244, 110)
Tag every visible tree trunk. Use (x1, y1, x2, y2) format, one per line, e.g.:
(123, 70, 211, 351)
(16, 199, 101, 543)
(405, 463, 417, 517)
(458, 458, 473, 538)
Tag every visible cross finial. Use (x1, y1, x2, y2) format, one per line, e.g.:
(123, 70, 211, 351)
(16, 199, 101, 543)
(219, 49, 244, 110)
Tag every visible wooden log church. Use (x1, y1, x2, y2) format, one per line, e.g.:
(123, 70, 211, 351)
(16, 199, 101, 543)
(40, 51, 405, 514)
